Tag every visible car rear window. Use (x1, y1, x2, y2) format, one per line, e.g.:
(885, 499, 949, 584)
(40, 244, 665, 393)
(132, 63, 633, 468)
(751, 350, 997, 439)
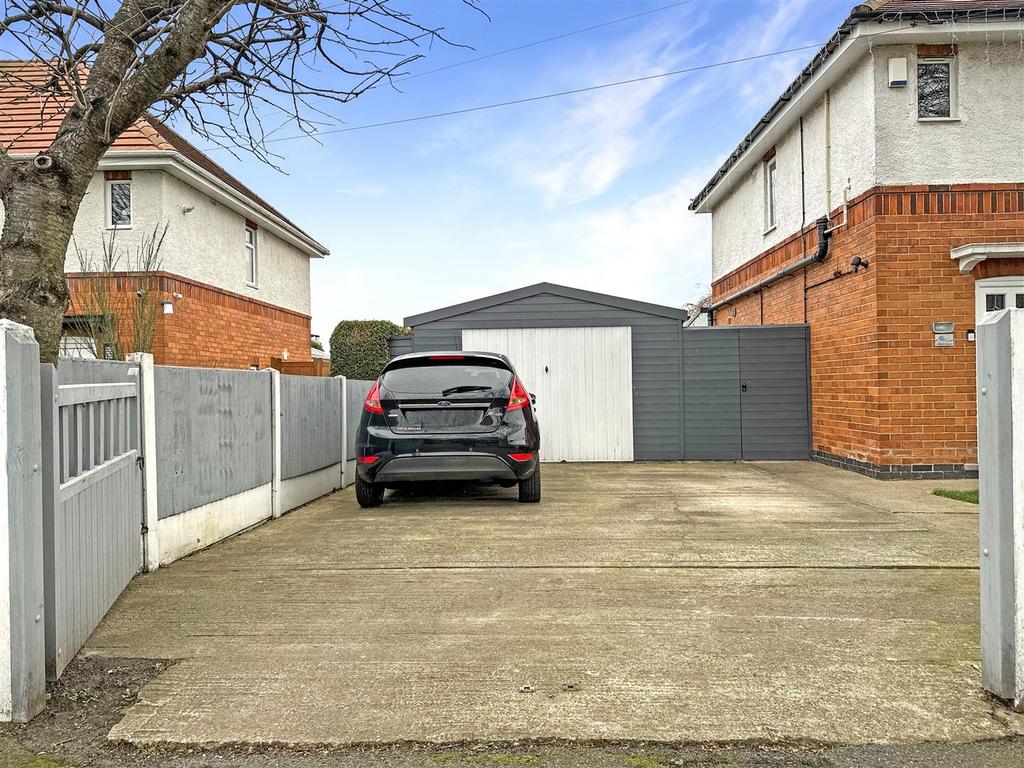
(382, 362, 512, 395)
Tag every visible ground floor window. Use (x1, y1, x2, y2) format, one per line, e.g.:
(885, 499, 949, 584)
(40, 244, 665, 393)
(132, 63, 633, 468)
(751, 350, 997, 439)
(976, 277, 1024, 325)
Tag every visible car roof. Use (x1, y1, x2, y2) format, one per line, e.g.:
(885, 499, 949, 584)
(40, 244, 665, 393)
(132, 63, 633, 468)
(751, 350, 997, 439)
(386, 351, 514, 367)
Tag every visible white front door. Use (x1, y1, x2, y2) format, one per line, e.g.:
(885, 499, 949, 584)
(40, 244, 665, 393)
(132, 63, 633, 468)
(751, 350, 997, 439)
(461, 327, 634, 462)
(976, 277, 1024, 326)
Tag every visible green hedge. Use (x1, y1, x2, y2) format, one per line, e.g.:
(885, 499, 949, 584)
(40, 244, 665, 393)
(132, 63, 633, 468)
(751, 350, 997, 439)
(329, 320, 410, 379)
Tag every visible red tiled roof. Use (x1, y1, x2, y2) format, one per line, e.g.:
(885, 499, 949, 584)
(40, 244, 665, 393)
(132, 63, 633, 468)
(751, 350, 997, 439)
(0, 61, 324, 251)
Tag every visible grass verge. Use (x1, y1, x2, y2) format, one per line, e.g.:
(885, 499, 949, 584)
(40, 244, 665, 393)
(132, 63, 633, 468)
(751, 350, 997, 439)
(934, 488, 979, 504)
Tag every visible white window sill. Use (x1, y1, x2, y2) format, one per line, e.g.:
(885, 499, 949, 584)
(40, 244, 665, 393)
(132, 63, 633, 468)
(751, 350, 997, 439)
(918, 116, 960, 123)
(246, 283, 259, 290)
(763, 225, 777, 237)
(106, 225, 133, 231)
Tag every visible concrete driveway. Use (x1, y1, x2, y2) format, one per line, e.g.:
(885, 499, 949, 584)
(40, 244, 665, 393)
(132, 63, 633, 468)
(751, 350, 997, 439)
(84, 462, 1022, 746)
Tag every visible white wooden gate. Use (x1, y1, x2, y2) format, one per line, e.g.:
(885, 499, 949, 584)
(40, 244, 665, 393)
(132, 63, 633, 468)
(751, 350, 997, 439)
(462, 327, 634, 462)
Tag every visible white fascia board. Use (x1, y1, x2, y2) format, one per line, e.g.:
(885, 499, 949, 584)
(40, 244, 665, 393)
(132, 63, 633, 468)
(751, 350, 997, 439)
(694, 18, 1024, 214)
(97, 151, 330, 259)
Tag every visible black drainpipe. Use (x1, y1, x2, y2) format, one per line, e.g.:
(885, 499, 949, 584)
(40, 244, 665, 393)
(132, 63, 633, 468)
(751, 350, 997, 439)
(709, 216, 832, 317)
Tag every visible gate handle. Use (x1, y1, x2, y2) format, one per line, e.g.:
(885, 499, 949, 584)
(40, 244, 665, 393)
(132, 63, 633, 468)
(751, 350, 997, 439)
(741, 383, 748, 392)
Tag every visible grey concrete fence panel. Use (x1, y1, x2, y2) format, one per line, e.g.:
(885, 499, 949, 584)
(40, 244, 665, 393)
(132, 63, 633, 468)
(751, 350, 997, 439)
(280, 375, 343, 480)
(154, 366, 272, 520)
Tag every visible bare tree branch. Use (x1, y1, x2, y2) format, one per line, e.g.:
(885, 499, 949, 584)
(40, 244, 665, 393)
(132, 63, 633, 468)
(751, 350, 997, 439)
(0, 0, 483, 360)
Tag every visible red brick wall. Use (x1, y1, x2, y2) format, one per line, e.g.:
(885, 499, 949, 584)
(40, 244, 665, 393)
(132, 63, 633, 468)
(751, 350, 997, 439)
(66, 271, 312, 370)
(711, 183, 1024, 472)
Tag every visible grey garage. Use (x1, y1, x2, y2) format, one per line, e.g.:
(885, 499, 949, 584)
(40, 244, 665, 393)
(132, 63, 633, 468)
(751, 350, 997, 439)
(390, 283, 810, 462)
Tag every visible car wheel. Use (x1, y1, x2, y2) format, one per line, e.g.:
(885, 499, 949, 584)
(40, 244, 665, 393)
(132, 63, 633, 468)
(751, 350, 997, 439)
(356, 476, 385, 507)
(518, 464, 541, 503)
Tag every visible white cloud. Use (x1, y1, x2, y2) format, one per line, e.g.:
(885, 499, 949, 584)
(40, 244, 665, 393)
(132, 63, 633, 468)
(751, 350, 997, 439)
(488, 8, 710, 207)
(503, 164, 719, 308)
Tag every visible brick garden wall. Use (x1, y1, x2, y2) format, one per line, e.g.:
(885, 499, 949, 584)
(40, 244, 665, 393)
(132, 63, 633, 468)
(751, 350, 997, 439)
(66, 271, 312, 370)
(711, 183, 1024, 476)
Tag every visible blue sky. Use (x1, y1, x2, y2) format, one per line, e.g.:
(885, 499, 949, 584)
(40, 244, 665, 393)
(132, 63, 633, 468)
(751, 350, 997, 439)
(206, 0, 853, 341)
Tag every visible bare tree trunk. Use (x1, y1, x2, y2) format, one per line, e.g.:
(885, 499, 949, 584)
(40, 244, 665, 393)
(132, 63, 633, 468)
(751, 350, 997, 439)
(0, 162, 93, 362)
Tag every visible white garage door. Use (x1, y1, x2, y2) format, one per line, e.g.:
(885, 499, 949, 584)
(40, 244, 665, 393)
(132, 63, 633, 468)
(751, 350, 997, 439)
(462, 327, 634, 462)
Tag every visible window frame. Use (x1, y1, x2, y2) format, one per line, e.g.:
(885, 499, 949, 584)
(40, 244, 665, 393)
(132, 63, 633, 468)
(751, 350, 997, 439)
(916, 56, 959, 122)
(763, 156, 778, 234)
(245, 224, 258, 288)
(975, 276, 1024, 325)
(105, 179, 133, 229)
(986, 293, 1006, 312)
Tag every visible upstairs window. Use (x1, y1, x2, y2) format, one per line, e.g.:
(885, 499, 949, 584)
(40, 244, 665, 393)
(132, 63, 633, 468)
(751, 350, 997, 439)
(106, 179, 132, 228)
(764, 157, 778, 232)
(245, 224, 258, 287)
(917, 58, 957, 119)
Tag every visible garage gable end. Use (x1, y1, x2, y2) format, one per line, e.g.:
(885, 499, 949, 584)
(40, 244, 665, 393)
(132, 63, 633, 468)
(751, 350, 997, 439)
(399, 285, 686, 462)
(404, 283, 687, 328)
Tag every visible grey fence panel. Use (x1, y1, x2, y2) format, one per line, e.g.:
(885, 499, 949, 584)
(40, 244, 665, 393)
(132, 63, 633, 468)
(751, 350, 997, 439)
(738, 326, 811, 460)
(281, 375, 343, 480)
(52, 453, 140, 677)
(682, 329, 742, 460)
(154, 366, 271, 519)
(44, 359, 142, 680)
(345, 379, 375, 457)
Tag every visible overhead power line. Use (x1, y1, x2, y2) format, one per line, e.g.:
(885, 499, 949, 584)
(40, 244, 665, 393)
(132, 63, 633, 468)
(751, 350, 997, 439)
(400, 0, 696, 81)
(258, 42, 827, 145)
(202, 21, 911, 151)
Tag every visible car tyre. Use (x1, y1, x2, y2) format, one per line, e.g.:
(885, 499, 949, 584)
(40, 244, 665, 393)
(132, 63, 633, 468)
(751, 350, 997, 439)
(356, 476, 385, 508)
(518, 464, 541, 503)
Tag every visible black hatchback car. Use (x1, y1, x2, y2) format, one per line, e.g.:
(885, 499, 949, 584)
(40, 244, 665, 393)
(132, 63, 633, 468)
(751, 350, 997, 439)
(354, 351, 541, 507)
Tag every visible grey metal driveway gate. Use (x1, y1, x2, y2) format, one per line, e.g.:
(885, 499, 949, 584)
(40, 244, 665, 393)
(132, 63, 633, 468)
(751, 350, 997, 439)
(40, 360, 144, 679)
(682, 326, 811, 460)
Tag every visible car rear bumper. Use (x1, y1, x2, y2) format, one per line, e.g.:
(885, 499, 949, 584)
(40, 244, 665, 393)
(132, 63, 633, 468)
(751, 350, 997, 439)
(357, 452, 537, 484)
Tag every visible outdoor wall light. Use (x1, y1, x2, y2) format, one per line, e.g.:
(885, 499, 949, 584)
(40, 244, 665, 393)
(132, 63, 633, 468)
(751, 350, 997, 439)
(180, 205, 195, 214)
(160, 300, 174, 315)
(851, 256, 869, 273)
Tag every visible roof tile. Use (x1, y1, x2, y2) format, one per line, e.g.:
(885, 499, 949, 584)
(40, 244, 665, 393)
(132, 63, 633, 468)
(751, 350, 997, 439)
(0, 61, 322, 249)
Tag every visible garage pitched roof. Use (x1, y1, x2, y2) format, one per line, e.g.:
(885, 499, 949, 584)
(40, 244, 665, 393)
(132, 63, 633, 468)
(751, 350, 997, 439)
(405, 283, 688, 327)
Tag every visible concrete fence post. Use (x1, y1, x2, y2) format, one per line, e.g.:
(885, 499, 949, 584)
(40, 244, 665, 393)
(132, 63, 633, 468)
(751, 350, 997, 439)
(0, 320, 45, 722)
(38, 364, 60, 680)
(127, 353, 160, 572)
(269, 368, 282, 519)
(337, 375, 348, 488)
(977, 309, 1024, 710)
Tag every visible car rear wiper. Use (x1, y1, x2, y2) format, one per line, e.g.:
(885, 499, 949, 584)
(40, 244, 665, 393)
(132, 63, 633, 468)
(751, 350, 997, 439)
(440, 385, 493, 396)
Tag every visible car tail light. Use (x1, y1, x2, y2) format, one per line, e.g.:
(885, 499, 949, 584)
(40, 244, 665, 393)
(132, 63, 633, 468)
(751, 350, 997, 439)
(507, 377, 529, 411)
(357, 455, 380, 464)
(429, 355, 464, 360)
(364, 379, 383, 414)
(508, 453, 534, 462)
